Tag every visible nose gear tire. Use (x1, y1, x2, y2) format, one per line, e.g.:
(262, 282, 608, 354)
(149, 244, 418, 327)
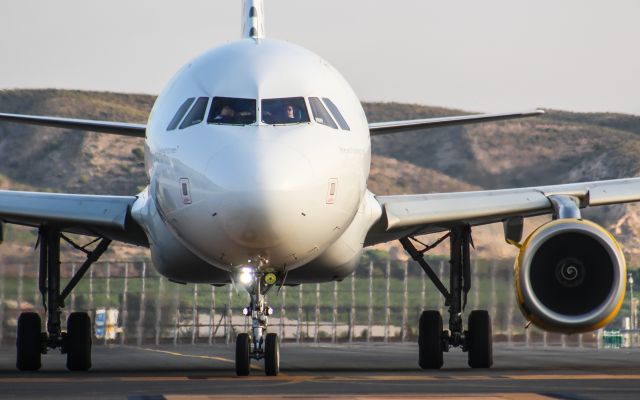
(264, 333, 280, 376)
(235, 333, 251, 376)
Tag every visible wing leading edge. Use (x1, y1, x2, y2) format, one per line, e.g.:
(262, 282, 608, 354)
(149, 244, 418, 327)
(0, 190, 148, 246)
(1, 109, 543, 138)
(0, 112, 146, 137)
(365, 177, 640, 246)
(368, 109, 544, 136)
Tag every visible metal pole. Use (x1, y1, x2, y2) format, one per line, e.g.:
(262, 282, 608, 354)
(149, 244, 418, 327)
(629, 273, 636, 330)
(280, 285, 286, 344)
(121, 262, 129, 345)
(384, 260, 390, 343)
(332, 281, 338, 343)
(106, 262, 111, 302)
(473, 259, 479, 310)
(136, 262, 147, 346)
(420, 266, 426, 310)
(89, 265, 94, 314)
(402, 261, 408, 343)
(490, 262, 497, 331)
(70, 263, 77, 312)
(297, 285, 303, 343)
(34, 263, 41, 315)
(350, 273, 356, 343)
(226, 284, 232, 345)
(506, 263, 514, 345)
(174, 283, 182, 346)
(209, 284, 215, 345)
(17, 263, 24, 312)
(578, 333, 583, 348)
(314, 283, 320, 343)
(438, 260, 445, 317)
(0, 264, 4, 344)
(104, 262, 111, 346)
(154, 277, 163, 346)
(192, 284, 198, 345)
(367, 261, 373, 343)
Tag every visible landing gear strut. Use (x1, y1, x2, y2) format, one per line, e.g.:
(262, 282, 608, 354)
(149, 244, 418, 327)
(401, 225, 493, 369)
(235, 268, 280, 376)
(16, 226, 110, 371)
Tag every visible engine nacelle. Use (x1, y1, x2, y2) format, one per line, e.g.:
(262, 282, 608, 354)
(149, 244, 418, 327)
(515, 219, 626, 333)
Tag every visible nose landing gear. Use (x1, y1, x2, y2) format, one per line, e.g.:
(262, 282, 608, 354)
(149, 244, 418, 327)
(235, 269, 280, 376)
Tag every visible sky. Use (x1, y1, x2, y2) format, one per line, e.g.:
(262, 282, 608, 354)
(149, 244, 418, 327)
(1, 0, 639, 115)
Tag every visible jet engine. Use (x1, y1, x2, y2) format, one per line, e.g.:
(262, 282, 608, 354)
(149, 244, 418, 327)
(515, 219, 626, 333)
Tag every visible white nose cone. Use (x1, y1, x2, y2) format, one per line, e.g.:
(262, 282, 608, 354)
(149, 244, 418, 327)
(206, 142, 319, 259)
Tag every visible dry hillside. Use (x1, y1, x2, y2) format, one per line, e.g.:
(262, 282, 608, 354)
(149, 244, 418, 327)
(1, 90, 640, 266)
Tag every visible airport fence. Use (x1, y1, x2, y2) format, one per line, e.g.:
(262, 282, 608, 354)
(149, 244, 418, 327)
(0, 258, 637, 348)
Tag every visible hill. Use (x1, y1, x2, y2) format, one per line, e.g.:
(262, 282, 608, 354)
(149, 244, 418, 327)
(1, 89, 640, 265)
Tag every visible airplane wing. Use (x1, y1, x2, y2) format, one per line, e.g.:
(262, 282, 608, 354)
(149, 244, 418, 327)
(1, 109, 542, 138)
(0, 190, 148, 246)
(0, 112, 146, 137)
(365, 177, 640, 246)
(368, 109, 544, 135)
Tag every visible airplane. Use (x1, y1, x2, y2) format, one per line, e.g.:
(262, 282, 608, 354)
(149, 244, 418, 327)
(0, 0, 637, 376)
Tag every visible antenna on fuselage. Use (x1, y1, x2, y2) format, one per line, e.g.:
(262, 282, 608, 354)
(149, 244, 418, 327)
(242, 0, 265, 39)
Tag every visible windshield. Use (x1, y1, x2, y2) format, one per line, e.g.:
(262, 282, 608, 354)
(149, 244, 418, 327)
(207, 97, 257, 125)
(261, 97, 310, 125)
(309, 97, 338, 129)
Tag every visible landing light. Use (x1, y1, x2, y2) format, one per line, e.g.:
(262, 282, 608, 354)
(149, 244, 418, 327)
(238, 267, 254, 285)
(242, 307, 250, 316)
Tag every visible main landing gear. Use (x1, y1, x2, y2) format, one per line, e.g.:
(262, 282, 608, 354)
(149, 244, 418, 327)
(401, 225, 493, 370)
(16, 226, 111, 371)
(235, 268, 280, 376)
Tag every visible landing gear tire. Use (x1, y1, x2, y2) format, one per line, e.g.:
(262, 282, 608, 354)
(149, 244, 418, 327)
(264, 333, 280, 376)
(467, 310, 493, 368)
(16, 312, 43, 371)
(66, 312, 92, 371)
(236, 333, 251, 376)
(418, 310, 443, 369)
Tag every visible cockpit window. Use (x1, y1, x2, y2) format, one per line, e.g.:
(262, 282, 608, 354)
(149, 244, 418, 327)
(322, 98, 350, 131)
(309, 97, 338, 129)
(167, 97, 195, 131)
(179, 97, 209, 129)
(261, 97, 310, 125)
(208, 97, 257, 125)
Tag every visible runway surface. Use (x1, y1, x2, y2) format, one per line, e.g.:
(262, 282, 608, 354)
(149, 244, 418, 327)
(0, 343, 638, 399)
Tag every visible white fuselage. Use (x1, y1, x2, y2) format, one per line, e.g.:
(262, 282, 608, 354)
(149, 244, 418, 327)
(132, 38, 380, 282)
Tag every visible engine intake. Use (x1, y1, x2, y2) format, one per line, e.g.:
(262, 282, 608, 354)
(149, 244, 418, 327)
(515, 219, 626, 333)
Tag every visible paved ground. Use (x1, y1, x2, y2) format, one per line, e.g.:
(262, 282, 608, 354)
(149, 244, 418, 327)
(0, 343, 638, 399)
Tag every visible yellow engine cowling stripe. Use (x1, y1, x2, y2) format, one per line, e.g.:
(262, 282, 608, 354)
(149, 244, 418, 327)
(514, 218, 626, 333)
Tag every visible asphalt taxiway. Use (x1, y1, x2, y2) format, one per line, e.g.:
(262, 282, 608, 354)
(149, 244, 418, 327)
(0, 343, 638, 399)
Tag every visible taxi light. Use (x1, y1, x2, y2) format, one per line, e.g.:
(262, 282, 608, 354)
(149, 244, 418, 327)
(238, 267, 254, 285)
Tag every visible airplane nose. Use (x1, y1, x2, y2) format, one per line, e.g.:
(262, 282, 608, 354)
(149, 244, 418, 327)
(205, 141, 315, 249)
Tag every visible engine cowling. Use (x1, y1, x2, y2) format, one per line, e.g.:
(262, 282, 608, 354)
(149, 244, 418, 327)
(515, 219, 626, 333)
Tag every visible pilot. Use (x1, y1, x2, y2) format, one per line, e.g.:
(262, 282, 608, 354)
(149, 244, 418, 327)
(285, 104, 299, 122)
(214, 105, 235, 122)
